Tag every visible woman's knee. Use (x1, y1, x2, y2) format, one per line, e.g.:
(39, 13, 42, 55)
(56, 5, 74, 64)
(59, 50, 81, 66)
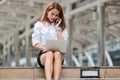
(54, 51, 62, 60)
(46, 51, 54, 59)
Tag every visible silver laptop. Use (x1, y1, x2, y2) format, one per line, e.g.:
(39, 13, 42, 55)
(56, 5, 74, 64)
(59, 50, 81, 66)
(45, 40, 67, 53)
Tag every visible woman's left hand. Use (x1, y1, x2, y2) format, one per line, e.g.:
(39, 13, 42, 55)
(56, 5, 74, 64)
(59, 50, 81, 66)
(55, 18, 62, 26)
(55, 18, 62, 31)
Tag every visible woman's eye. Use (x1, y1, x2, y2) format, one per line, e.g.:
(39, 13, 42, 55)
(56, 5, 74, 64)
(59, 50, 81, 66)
(51, 12, 59, 17)
(51, 13, 54, 15)
(56, 15, 59, 17)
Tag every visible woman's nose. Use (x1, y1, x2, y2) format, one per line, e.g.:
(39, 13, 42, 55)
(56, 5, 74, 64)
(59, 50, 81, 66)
(52, 15, 56, 19)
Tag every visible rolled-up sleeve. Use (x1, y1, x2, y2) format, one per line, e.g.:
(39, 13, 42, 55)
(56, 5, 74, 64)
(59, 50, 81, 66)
(32, 22, 41, 46)
(62, 29, 68, 40)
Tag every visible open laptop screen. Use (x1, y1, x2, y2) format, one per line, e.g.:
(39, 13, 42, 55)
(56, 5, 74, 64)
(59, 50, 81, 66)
(45, 40, 67, 53)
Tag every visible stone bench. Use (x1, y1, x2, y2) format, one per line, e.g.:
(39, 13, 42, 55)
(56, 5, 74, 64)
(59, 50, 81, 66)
(0, 67, 120, 78)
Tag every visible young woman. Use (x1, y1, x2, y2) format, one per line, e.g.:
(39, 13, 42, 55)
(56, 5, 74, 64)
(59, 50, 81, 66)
(32, 1, 68, 80)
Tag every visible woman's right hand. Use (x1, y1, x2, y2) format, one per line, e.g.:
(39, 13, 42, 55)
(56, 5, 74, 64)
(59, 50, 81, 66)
(42, 45, 47, 52)
(33, 44, 47, 51)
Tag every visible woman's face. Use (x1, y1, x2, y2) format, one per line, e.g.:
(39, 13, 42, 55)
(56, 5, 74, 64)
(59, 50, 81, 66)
(47, 9, 59, 23)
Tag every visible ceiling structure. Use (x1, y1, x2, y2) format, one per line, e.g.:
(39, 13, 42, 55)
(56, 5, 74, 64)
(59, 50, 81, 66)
(0, 0, 120, 48)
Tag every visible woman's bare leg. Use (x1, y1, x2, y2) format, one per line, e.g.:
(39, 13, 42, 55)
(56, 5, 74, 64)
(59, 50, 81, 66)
(53, 51, 63, 80)
(40, 51, 54, 80)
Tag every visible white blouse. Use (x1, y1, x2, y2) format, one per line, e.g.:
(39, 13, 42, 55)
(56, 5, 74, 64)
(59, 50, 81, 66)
(32, 21, 68, 46)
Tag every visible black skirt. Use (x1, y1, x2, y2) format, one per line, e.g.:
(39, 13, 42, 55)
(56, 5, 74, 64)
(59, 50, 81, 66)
(37, 51, 64, 68)
(37, 51, 46, 68)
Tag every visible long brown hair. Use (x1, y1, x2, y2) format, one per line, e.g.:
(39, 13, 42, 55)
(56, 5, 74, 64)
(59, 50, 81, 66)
(40, 1, 66, 31)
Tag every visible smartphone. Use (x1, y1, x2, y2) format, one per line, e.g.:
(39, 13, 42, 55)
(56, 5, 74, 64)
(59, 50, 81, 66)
(54, 19, 59, 25)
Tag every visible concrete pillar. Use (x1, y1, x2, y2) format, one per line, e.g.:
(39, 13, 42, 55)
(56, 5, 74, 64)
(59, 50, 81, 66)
(79, 53, 83, 66)
(7, 40, 11, 66)
(14, 31, 20, 66)
(2, 42, 7, 66)
(88, 51, 93, 66)
(66, 2, 73, 66)
(97, 0, 105, 66)
(25, 25, 31, 66)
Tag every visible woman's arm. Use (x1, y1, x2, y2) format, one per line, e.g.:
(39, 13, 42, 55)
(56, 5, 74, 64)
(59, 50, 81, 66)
(32, 22, 46, 51)
(33, 43, 46, 51)
(55, 18, 67, 40)
(56, 30, 64, 40)
(55, 27, 68, 40)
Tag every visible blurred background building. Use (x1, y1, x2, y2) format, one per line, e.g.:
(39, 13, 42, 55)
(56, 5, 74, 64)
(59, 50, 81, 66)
(0, 0, 120, 67)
